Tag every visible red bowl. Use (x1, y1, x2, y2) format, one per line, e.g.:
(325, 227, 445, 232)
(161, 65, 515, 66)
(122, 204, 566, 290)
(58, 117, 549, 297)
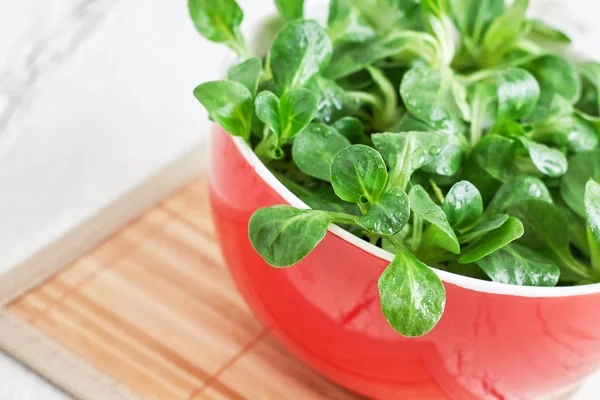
(208, 126, 600, 399)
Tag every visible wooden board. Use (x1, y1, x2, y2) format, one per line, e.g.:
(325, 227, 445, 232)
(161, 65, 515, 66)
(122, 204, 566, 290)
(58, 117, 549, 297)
(3, 176, 361, 400)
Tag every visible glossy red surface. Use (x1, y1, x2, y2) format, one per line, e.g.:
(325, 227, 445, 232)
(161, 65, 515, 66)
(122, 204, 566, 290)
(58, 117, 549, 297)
(208, 127, 600, 400)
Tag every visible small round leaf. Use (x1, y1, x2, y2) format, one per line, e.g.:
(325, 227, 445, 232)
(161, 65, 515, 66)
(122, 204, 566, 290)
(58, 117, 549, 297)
(442, 181, 483, 230)
(248, 206, 330, 267)
(357, 187, 411, 235)
(292, 124, 350, 181)
(330, 145, 388, 204)
(270, 20, 332, 93)
(379, 250, 446, 337)
(194, 80, 253, 139)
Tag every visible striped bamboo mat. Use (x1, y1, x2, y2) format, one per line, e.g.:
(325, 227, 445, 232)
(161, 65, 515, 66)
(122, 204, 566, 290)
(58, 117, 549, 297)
(2, 176, 361, 400)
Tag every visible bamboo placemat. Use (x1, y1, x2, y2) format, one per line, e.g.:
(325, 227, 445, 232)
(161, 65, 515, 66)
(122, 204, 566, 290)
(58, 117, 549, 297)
(0, 176, 361, 400)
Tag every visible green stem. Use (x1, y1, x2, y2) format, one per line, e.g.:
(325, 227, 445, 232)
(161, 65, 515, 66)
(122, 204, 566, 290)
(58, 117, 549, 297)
(227, 31, 253, 60)
(255, 127, 278, 164)
(411, 214, 424, 253)
(560, 254, 598, 282)
(388, 234, 404, 250)
(357, 202, 369, 215)
(366, 66, 399, 130)
(429, 179, 445, 204)
(368, 234, 380, 245)
(347, 91, 380, 106)
(458, 69, 496, 85)
(470, 100, 482, 147)
(261, 56, 273, 82)
(325, 211, 360, 226)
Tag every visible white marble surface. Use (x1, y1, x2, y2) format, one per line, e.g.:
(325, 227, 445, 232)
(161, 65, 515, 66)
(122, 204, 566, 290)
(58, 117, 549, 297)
(1, 0, 600, 398)
(0, 0, 273, 398)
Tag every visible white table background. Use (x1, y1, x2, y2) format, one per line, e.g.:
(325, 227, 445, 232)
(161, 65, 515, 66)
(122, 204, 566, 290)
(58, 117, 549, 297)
(1, 0, 599, 398)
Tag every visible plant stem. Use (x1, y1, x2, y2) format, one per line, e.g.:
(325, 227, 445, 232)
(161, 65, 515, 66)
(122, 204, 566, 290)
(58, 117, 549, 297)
(228, 35, 253, 61)
(325, 211, 360, 226)
(347, 91, 380, 106)
(255, 127, 277, 164)
(411, 214, 424, 253)
(470, 98, 482, 147)
(429, 179, 445, 204)
(560, 254, 599, 282)
(261, 57, 273, 82)
(458, 69, 496, 85)
(387, 234, 405, 250)
(366, 66, 400, 130)
(357, 202, 369, 215)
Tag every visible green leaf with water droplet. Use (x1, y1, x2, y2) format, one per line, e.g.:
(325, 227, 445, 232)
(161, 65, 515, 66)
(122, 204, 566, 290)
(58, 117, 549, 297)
(279, 89, 318, 141)
(561, 150, 600, 218)
(333, 117, 370, 144)
(508, 199, 593, 282)
(249, 206, 330, 267)
(442, 181, 483, 230)
(513, 136, 568, 177)
(255, 91, 281, 136)
(400, 66, 465, 133)
(476, 243, 560, 286)
(357, 187, 411, 235)
(292, 124, 351, 181)
(459, 213, 510, 244)
(194, 80, 253, 139)
(372, 131, 448, 190)
(227, 57, 263, 96)
(577, 61, 600, 116)
(274, 0, 304, 21)
(586, 180, 600, 243)
(486, 176, 552, 215)
(461, 135, 516, 203)
(410, 185, 460, 254)
(330, 145, 388, 204)
(270, 20, 333, 94)
(525, 54, 581, 105)
(524, 19, 571, 45)
(585, 180, 600, 272)
(481, 0, 528, 65)
(459, 216, 524, 263)
(326, 31, 438, 80)
(255, 89, 318, 146)
(530, 115, 599, 153)
(378, 248, 446, 337)
(495, 67, 540, 121)
(327, 0, 376, 45)
(307, 77, 360, 123)
(188, 0, 248, 55)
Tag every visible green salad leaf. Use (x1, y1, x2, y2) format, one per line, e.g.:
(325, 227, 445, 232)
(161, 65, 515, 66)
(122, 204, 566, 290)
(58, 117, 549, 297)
(476, 243, 561, 286)
(249, 206, 331, 267)
(274, 0, 304, 21)
(357, 187, 411, 235)
(442, 181, 483, 230)
(228, 57, 263, 95)
(561, 150, 600, 217)
(270, 20, 333, 94)
(292, 123, 351, 181)
(188, 0, 249, 56)
(410, 185, 460, 254)
(330, 145, 388, 204)
(378, 248, 445, 337)
(194, 81, 253, 139)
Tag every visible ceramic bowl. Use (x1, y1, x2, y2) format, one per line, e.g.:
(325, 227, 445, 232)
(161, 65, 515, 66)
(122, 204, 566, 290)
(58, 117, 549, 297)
(209, 126, 600, 400)
(207, 7, 600, 400)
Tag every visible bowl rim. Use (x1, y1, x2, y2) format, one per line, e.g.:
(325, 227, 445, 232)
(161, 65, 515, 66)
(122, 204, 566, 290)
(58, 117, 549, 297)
(224, 5, 600, 299)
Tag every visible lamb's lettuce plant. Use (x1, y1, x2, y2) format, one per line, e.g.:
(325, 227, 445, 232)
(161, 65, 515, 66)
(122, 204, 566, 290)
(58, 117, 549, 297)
(188, 0, 600, 337)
